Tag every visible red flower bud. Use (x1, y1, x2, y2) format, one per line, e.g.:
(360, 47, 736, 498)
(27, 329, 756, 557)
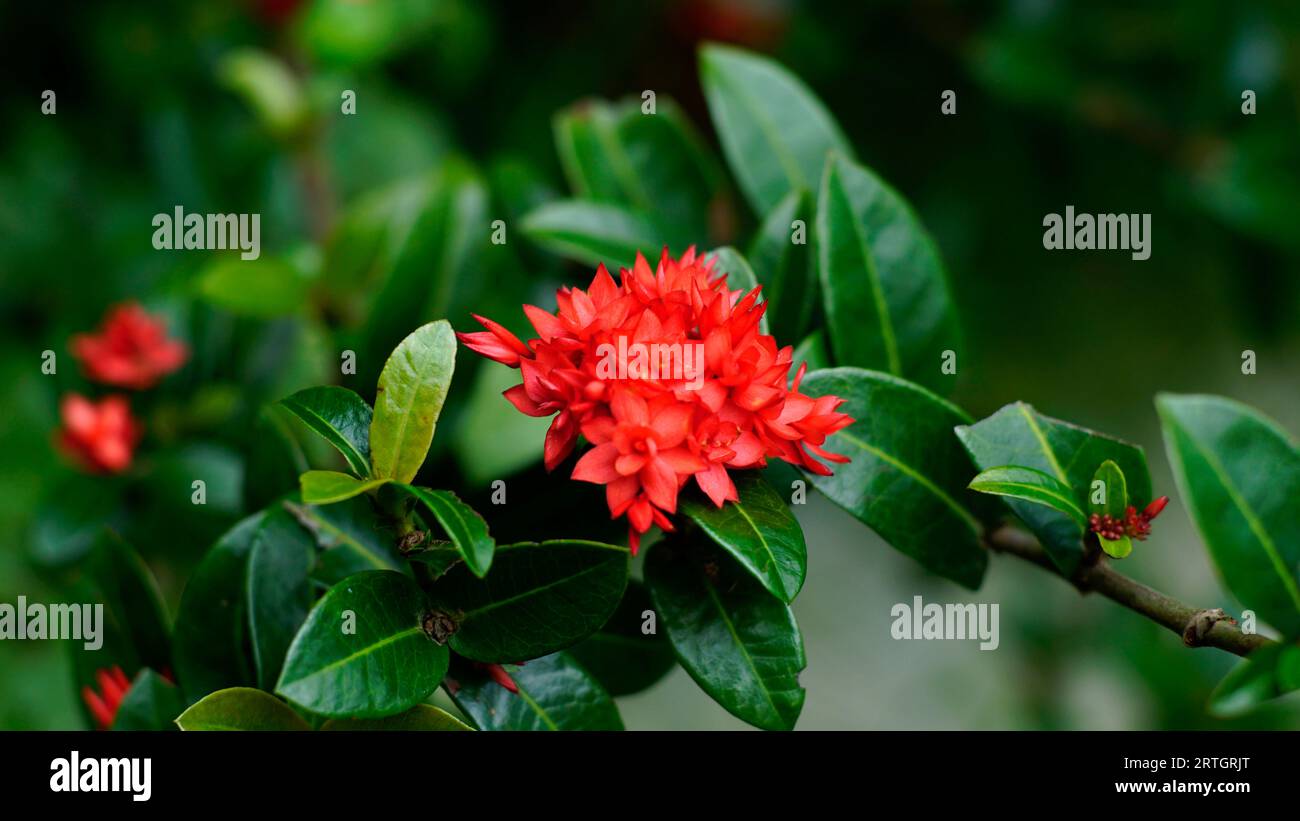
(1143, 496, 1169, 521)
(81, 666, 132, 730)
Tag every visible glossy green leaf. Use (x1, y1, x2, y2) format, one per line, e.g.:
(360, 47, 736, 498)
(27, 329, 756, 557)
(568, 581, 676, 696)
(243, 404, 309, 511)
(969, 466, 1086, 525)
(1157, 394, 1300, 636)
(176, 687, 310, 731)
(801, 367, 989, 588)
(277, 571, 448, 718)
(748, 188, 815, 343)
(278, 386, 373, 476)
(369, 320, 457, 484)
(645, 538, 805, 731)
(85, 531, 172, 675)
(448, 652, 623, 731)
(956, 401, 1152, 576)
(196, 256, 310, 319)
(816, 154, 959, 392)
(706, 246, 769, 333)
(522, 199, 661, 271)
(430, 540, 629, 663)
(553, 96, 720, 246)
(246, 506, 316, 690)
(111, 669, 183, 731)
(282, 497, 403, 586)
(1090, 460, 1131, 558)
(320, 704, 472, 731)
(399, 484, 495, 578)
(300, 470, 389, 504)
(1209, 643, 1300, 717)
(173, 514, 262, 702)
(681, 472, 806, 603)
(699, 42, 853, 216)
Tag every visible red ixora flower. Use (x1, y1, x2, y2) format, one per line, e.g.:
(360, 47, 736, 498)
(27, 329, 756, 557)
(71, 302, 188, 389)
(458, 247, 854, 553)
(82, 666, 131, 730)
(57, 393, 141, 474)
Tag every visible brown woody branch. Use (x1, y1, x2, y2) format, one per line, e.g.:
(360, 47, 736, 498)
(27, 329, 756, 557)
(984, 525, 1274, 658)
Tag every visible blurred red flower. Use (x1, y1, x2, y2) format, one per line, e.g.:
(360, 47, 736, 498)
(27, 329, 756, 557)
(71, 302, 188, 390)
(81, 666, 131, 730)
(57, 393, 141, 474)
(459, 248, 853, 553)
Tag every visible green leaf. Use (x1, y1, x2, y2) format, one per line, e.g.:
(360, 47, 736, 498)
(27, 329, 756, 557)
(320, 704, 473, 731)
(448, 652, 623, 731)
(1209, 643, 1300, 717)
(969, 466, 1087, 525)
(300, 470, 389, 504)
(278, 386, 373, 476)
(568, 581, 676, 696)
(680, 472, 806, 603)
(282, 497, 403, 585)
(522, 199, 661, 271)
(748, 189, 816, 343)
(369, 320, 457, 484)
(1157, 394, 1300, 637)
(196, 256, 310, 319)
(429, 540, 629, 663)
(553, 95, 720, 246)
(85, 531, 172, 675)
(398, 485, 495, 578)
(792, 330, 830, 372)
(176, 687, 311, 731)
(246, 506, 316, 690)
(800, 367, 989, 588)
(216, 49, 308, 139)
(244, 404, 310, 511)
(174, 514, 262, 702)
(111, 669, 184, 731)
(699, 42, 853, 216)
(816, 154, 960, 392)
(453, 363, 549, 484)
(277, 571, 447, 717)
(1089, 460, 1131, 559)
(645, 539, 805, 731)
(705, 246, 769, 334)
(956, 401, 1152, 576)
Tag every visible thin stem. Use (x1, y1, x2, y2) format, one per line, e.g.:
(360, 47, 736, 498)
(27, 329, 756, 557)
(985, 525, 1274, 658)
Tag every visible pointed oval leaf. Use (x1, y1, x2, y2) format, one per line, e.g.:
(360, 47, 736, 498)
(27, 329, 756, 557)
(320, 704, 472, 731)
(85, 531, 172, 675)
(399, 484, 495, 578)
(277, 571, 449, 718)
(699, 42, 853, 215)
(645, 538, 805, 730)
(1089, 459, 1131, 559)
(300, 470, 389, 504)
(176, 687, 310, 731)
(1157, 394, 1300, 636)
(246, 506, 316, 690)
(282, 497, 403, 586)
(956, 401, 1152, 576)
(680, 471, 806, 603)
(430, 540, 629, 663)
(568, 580, 676, 697)
(447, 652, 623, 731)
(816, 154, 959, 392)
(370, 320, 457, 484)
(521, 199, 660, 271)
(801, 367, 989, 588)
(279, 386, 373, 476)
(969, 466, 1087, 525)
(748, 188, 815, 342)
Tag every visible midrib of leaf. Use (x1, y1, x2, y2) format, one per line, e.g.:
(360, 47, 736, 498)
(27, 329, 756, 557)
(975, 481, 1084, 520)
(701, 575, 783, 724)
(728, 501, 779, 580)
(838, 173, 901, 376)
(282, 626, 424, 688)
(592, 107, 653, 211)
(380, 347, 422, 479)
(285, 402, 366, 474)
(554, 116, 592, 198)
(514, 680, 559, 731)
(1018, 404, 1068, 483)
(1176, 421, 1300, 614)
(459, 561, 612, 619)
(710, 62, 807, 193)
(837, 430, 982, 533)
(297, 508, 389, 570)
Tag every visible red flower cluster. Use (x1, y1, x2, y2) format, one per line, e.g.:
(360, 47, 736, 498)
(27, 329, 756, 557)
(458, 248, 853, 552)
(82, 666, 132, 730)
(71, 302, 188, 390)
(57, 302, 187, 474)
(1089, 496, 1169, 542)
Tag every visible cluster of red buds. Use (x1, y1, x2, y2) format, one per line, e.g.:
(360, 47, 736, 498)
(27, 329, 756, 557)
(1088, 496, 1169, 542)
